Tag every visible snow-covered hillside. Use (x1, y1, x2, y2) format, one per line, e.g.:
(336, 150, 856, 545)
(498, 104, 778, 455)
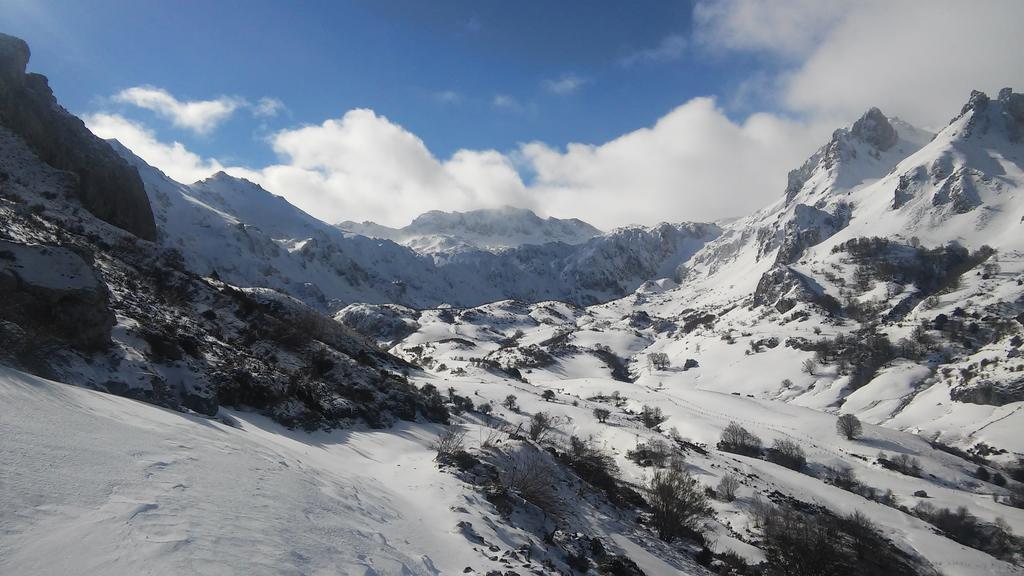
(340, 205, 602, 252)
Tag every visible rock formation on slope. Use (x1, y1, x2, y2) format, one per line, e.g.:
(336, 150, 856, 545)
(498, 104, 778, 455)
(0, 32, 156, 241)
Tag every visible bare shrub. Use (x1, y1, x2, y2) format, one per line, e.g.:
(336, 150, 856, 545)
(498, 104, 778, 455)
(562, 435, 620, 493)
(717, 422, 762, 457)
(717, 474, 740, 502)
(802, 358, 818, 375)
(626, 438, 671, 467)
(527, 411, 559, 444)
(646, 466, 712, 541)
(499, 447, 562, 515)
(767, 438, 807, 471)
(434, 426, 467, 461)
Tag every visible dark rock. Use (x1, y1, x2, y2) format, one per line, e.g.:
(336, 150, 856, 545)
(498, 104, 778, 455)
(0, 33, 156, 240)
(852, 107, 898, 151)
(0, 240, 114, 353)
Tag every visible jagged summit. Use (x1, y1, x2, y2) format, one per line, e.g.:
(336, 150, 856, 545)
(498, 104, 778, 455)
(950, 87, 1024, 142)
(851, 107, 899, 151)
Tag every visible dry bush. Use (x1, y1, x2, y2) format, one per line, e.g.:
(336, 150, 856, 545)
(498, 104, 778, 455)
(434, 426, 467, 461)
(527, 411, 560, 444)
(499, 447, 562, 515)
(646, 466, 712, 541)
(717, 474, 740, 502)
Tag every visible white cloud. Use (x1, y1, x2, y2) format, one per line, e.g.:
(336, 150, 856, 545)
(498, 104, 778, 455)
(519, 98, 828, 229)
(252, 97, 285, 118)
(693, 0, 850, 58)
(114, 86, 243, 135)
(492, 94, 521, 111)
(619, 34, 687, 67)
(432, 90, 462, 105)
(83, 112, 225, 183)
(97, 100, 828, 229)
(114, 86, 287, 133)
(544, 74, 587, 95)
(236, 109, 531, 226)
(695, 0, 1024, 129)
(92, 2, 1021, 230)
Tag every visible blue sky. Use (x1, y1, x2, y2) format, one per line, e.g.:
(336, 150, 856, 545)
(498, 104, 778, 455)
(3, 1, 1022, 228)
(6, 0, 733, 163)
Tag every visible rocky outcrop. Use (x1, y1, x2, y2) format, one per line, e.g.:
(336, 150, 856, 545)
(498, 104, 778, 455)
(0, 33, 156, 241)
(0, 240, 115, 356)
(851, 107, 898, 151)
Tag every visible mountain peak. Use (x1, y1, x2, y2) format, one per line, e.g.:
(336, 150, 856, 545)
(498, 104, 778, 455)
(851, 106, 898, 151)
(948, 87, 1024, 142)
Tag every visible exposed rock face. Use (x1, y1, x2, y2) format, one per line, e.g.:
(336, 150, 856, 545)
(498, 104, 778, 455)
(0, 33, 156, 241)
(851, 107, 898, 151)
(0, 240, 115, 356)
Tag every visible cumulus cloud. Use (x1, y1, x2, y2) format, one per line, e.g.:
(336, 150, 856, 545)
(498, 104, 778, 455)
(696, 0, 1024, 129)
(83, 112, 225, 183)
(619, 34, 687, 67)
(114, 86, 243, 134)
(544, 74, 587, 95)
(233, 110, 531, 226)
(519, 98, 828, 229)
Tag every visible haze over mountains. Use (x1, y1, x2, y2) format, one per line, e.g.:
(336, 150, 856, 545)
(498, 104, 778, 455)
(2, 30, 1024, 576)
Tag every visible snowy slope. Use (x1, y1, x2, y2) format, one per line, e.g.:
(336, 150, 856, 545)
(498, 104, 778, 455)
(0, 366, 716, 576)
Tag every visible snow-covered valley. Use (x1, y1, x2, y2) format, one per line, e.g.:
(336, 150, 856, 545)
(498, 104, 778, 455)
(2, 28, 1024, 576)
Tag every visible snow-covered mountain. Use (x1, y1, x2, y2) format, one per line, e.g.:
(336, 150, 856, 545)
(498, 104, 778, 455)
(351, 91, 1024, 459)
(339, 205, 602, 253)
(119, 146, 720, 309)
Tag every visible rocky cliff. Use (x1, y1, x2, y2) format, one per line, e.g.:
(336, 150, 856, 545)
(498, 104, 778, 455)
(0, 32, 156, 241)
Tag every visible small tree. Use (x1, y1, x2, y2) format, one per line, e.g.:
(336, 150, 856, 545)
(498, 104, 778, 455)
(836, 414, 862, 440)
(767, 438, 806, 471)
(593, 407, 611, 423)
(541, 389, 556, 402)
(802, 358, 818, 375)
(477, 402, 493, 417)
(503, 394, 518, 412)
(976, 466, 991, 482)
(648, 352, 671, 371)
(641, 405, 667, 429)
(718, 422, 762, 457)
(646, 466, 712, 541)
(717, 474, 740, 502)
(528, 411, 558, 444)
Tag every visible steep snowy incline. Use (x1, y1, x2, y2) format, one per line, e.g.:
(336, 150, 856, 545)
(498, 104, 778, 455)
(675, 107, 936, 308)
